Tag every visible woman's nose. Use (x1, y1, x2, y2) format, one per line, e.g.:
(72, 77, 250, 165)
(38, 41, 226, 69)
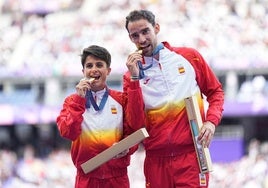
(91, 64, 98, 70)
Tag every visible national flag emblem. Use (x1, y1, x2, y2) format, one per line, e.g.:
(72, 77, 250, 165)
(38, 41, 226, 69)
(111, 106, 117, 114)
(178, 66, 185, 74)
(199, 173, 207, 186)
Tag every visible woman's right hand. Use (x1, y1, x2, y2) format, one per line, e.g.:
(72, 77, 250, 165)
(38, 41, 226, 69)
(75, 78, 93, 97)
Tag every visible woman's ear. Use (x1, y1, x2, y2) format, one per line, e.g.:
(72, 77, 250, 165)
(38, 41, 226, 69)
(107, 67, 112, 76)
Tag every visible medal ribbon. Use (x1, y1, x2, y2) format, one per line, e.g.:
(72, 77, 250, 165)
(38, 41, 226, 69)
(85, 88, 109, 111)
(138, 43, 164, 79)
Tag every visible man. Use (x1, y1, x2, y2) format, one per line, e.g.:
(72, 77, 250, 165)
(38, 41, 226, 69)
(56, 45, 139, 188)
(123, 10, 224, 188)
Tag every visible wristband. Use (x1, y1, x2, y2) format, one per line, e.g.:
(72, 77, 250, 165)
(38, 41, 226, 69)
(131, 75, 140, 80)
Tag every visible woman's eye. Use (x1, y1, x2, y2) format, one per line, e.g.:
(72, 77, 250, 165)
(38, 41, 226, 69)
(96, 62, 104, 68)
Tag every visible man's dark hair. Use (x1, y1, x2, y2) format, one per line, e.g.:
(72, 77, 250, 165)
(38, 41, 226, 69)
(125, 10, 156, 32)
(80, 45, 111, 68)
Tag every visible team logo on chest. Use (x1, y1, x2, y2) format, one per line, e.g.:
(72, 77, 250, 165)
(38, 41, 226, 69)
(111, 105, 117, 114)
(178, 65, 186, 75)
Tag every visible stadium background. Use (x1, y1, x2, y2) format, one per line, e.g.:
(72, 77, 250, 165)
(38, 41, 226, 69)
(0, 0, 268, 187)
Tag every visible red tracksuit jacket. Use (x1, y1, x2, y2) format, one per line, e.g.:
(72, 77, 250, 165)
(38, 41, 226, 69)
(123, 41, 224, 155)
(56, 87, 140, 181)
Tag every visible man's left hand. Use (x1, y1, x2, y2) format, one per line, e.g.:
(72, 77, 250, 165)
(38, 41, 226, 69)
(197, 121, 215, 147)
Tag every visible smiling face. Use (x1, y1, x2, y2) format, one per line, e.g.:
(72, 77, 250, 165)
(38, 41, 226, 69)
(82, 55, 111, 92)
(128, 19, 160, 56)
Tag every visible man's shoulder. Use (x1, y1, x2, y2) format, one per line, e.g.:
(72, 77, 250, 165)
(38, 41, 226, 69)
(162, 41, 197, 53)
(163, 41, 197, 54)
(164, 42, 201, 62)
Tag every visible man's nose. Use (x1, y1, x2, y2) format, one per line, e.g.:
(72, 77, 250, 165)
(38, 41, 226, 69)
(138, 34, 146, 43)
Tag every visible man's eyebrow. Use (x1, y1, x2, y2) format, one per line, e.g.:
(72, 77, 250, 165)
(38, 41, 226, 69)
(129, 31, 138, 36)
(129, 27, 150, 36)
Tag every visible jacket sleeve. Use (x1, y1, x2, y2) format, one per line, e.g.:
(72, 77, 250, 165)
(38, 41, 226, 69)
(56, 94, 86, 141)
(123, 71, 146, 131)
(177, 47, 224, 126)
(110, 88, 140, 155)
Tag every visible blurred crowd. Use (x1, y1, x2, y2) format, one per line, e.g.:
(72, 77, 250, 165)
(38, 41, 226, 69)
(210, 139, 268, 188)
(0, 146, 75, 188)
(1, 0, 268, 187)
(1, 140, 268, 188)
(0, 0, 268, 78)
(1, 0, 268, 105)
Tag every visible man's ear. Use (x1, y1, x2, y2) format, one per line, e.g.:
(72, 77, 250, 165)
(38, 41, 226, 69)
(129, 34, 135, 43)
(154, 23, 160, 34)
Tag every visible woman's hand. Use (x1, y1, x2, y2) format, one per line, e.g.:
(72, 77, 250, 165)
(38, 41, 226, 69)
(75, 78, 94, 97)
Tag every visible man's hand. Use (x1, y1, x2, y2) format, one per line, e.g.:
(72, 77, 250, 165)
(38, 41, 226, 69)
(197, 121, 215, 147)
(126, 51, 142, 80)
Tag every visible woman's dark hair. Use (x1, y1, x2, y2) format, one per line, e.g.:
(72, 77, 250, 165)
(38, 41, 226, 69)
(80, 45, 111, 68)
